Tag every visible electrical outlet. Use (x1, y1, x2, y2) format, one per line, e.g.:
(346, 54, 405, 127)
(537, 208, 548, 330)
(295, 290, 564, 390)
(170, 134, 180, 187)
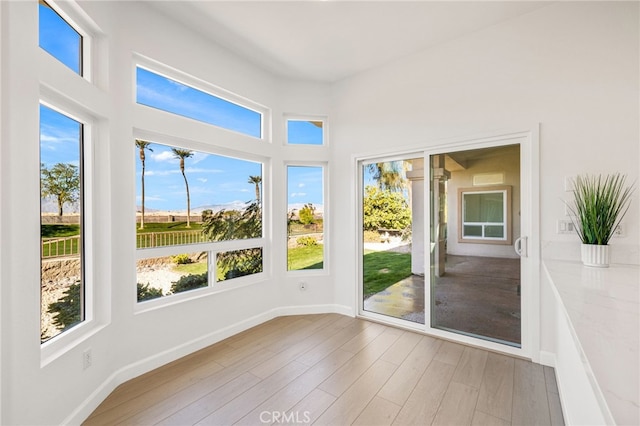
(83, 349, 92, 370)
(299, 281, 306, 291)
(557, 220, 575, 234)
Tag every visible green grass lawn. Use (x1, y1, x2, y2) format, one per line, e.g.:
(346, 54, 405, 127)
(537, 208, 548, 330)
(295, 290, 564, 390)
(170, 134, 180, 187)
(288, 245, 324, 270)
(363, 250, 411, 298)
(41, 224, 80, 238)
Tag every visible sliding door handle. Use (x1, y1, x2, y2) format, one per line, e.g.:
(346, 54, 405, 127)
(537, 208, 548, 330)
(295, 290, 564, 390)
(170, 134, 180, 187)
(514, 236, 528, 257)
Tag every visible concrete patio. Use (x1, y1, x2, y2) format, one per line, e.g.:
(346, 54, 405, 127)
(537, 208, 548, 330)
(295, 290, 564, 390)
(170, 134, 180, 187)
(364, 254, 521, 344)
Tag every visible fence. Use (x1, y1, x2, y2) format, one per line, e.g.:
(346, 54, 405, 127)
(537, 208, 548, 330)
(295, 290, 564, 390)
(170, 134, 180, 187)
(42, 236, 80, 259)
(136, 230, 207, 249)
(42, 231, 209, 259)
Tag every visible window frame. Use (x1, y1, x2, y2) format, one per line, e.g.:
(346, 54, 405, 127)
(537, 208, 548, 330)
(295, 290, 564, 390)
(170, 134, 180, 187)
(134, 55, 270, 141)
(38, 0, 94, 82)
(39, 95, 98, 360)
(284, 114, 327, 146)
(285, 162, 328, 275)
(133, 132, 270, 311)
(457, 185, 512, 245)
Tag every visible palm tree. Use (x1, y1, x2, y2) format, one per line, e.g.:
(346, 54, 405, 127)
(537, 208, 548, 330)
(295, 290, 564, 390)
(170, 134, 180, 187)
(135, 139, 153, 229)
(248, 175, 262, 204)
(171, 148, 194, 227)
(367, 161, 407, 192)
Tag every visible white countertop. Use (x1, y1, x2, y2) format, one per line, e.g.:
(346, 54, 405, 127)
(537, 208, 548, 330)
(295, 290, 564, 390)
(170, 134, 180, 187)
(543, 259, 639, 425)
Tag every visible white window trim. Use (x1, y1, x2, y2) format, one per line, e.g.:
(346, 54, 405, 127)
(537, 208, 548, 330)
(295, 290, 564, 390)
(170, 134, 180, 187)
(39, 94, 102, 365)
(458, 185, 512, 245)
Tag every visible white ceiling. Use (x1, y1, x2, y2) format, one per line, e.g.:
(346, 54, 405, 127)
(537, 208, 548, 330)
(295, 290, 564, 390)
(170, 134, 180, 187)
(150, 1, 549, 83)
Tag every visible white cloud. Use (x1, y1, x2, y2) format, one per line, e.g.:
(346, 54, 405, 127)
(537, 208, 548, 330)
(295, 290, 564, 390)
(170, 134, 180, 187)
(298, 183, 305, 188)
(151, 151, 175, 162)
(290, 192, 307, 198)
(197, 178, 208, 183)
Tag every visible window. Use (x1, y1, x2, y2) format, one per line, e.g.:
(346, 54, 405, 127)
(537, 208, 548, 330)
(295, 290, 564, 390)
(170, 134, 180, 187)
(458, 186, 511, 243)
(287, 165, 324, 270)
(136, 67, 262, 138)
(39, 0, 82, 75)
(286, 119, 325, 145)
(135, 139, 264, 301)
(40, 104, 84, 342)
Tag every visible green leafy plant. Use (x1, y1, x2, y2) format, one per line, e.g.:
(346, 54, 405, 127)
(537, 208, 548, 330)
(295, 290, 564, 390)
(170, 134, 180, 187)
(171, 253, 192, 265)
(137, 283, 164, 302)
(567, 173, 635, 245)
(170, 273, 208, 294)
(296, 236, 317, 247)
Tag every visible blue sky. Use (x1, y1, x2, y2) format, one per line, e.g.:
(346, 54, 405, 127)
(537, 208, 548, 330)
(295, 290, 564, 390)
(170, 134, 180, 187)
(39, 6, 325, 214)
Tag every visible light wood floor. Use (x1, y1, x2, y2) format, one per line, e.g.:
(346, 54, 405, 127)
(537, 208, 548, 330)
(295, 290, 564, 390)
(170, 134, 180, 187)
(84, 314, 564, 425)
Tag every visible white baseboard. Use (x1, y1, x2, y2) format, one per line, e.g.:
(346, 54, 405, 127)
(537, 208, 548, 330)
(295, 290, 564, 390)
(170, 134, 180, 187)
(64, 304, 353, 424)
(539, 350, 556, 367)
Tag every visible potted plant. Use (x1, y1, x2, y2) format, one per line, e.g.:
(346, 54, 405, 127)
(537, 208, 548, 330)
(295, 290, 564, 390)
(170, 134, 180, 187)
(567, 173, 635, 267)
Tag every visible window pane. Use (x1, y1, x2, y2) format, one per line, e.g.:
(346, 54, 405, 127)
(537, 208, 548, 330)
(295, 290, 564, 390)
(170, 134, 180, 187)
(464, 192, 504, 222)
(217, 248, 263, 281)
(287, 120, 324, 145)
(485, 225, 504, 238)
(40, 104, 83, 342)
(39, 1, 82, 75)
(287, 166, 324, 270)
(137, 252, 208, 301)
(136, 67, 262, 138)
(135, 141, 262, 247)
(463, 225, 482, 237)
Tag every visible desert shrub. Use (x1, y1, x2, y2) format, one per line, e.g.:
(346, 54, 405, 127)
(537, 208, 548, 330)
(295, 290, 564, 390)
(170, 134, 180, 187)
(170, 273, 208, 294)
(137, 283, 163, 302)
(296, 236, 317, 246)
(171, 253, 192, 265)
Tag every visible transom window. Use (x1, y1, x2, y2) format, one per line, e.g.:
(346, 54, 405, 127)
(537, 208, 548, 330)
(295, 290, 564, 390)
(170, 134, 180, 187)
(39, 0, 82, 75)
(458, 186, 511, 243)
(286, 118, 325, 145)
(136, 67, 263, 139)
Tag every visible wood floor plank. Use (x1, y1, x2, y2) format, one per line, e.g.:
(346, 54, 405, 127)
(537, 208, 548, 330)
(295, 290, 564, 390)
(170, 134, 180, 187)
(547, 389, 565, 426)
(235, 349, 355, 425)
(195, 361, 309, 425)
(452, 346, 489, 389)
(432, 381, 479, 426)
(379, 330, 422, 365)
(314, 359, 398, 425)
(471, 410, 511, 426)
(476, 352, 514, 421)
(392, 360, 456, 426)
(280, 388, 336, 425)
(512, 359, 552, 426)
(296, 319, 373, 367)
(83, 315, 564, 426)
(121, 348, 278, 425)
(353, 396, 402, 426)
(154, 372, 262, 426)
(433, 340, 465, 366)
(318, 328, 401, 397)
(377, 336, 442, 406)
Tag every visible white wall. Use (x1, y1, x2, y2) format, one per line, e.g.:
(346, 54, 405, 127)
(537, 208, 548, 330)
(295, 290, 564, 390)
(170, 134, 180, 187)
(330, 0, 639, 309)
(0, 1, 332, 424)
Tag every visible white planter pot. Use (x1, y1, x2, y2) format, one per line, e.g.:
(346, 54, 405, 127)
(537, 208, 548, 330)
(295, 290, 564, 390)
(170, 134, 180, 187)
(581, 244, 610, 268)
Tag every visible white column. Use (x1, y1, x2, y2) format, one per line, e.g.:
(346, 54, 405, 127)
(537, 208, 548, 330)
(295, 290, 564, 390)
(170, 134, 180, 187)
(406, 159, 424, 275)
